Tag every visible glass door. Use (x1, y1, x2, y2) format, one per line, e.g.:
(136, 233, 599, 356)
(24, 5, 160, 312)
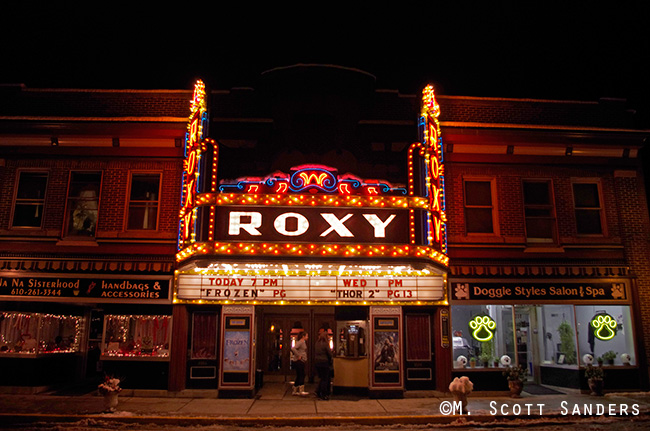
(514, 305, 540, 383)
(262, 315, 310, 380)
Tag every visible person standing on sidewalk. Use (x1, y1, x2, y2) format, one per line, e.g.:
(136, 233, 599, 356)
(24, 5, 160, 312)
(314, 330, 333, 400)
(291, 331, 309, 396)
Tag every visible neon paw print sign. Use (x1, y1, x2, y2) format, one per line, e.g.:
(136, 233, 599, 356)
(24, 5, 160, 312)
(469, 315, 496, 342)
(591, 314, 617, 341)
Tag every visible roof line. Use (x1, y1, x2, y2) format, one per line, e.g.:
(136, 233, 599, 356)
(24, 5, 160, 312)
(438, 95, 599, 105)
(15, 88, 193, 94)
(440, 121, 650, 134)
(0, 116, 187, 122)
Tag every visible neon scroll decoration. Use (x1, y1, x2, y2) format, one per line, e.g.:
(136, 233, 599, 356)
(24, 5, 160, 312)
(407, 85, 447, 256)
(178, 80, 218, 250)
(219, 164, 407, 196)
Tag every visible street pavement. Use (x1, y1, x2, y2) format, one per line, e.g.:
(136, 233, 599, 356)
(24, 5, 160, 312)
(1, 382, 649, 427)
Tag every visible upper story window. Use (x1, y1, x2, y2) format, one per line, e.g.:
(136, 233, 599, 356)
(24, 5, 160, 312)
(127, 173, 161, 230)
(572, 181, 604, 235)
(65, 171, 102, 237)
(12, 171, 48, 228)
(523, 180, 556, 243)
(463, 179, 497, 234)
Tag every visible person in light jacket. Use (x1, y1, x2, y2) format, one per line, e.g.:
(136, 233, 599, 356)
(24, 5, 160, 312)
(291, 331, 308, 396)
(314, 330, 333, 400)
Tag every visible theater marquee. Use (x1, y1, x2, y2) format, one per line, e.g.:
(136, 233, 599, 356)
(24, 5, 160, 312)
(175, 82, 448, 305)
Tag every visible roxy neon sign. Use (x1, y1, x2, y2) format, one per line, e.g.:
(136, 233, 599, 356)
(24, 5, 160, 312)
(228, 211, 397, 238)
(179, 80, 207, 247)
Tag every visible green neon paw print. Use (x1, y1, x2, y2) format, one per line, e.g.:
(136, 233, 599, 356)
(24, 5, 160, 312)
(591, 314, 617, 340)
(469, 315, 496, 342)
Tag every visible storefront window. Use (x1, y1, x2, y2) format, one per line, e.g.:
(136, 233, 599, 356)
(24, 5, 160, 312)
(538, 305, 578, 367)
(576, 305, 635, 365)
(451, 305, 514, 367)
(0, 312, 82, 354)
(102, 315, 172, 358)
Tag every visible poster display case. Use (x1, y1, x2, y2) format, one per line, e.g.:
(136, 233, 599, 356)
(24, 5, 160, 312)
(369, 306, 403, 394)
(218, 305, 255, 396)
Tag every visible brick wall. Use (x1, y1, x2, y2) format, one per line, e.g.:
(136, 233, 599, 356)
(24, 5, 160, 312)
(613, 172, 650, 382)
(0, 157, 182, 239)
(446, 164, 622, 244)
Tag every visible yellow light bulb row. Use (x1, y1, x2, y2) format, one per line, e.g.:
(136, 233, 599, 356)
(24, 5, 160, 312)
(186, 268, 435, 277)
(172, 297, 446, 306)
(176, 241, 449, 266)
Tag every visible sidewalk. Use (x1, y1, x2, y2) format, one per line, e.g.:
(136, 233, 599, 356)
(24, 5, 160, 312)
(1, 382, 649, 427)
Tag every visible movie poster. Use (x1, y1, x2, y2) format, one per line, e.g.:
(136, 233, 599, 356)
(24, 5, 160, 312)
(223, 330, 250, 372)
(374, 331, 399, 371)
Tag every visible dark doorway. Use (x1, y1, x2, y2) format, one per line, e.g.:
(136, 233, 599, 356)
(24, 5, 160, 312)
(404, 311, 436, 390)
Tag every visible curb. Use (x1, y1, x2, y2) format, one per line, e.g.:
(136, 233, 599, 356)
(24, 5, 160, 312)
(1, 412, 649, 427)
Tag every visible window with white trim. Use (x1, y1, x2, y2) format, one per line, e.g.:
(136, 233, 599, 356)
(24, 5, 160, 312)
(464, 179, 496, 234)
(572, 181, 603, 235)
(523, 180, 556, 243)
(12, 171, 48, 228)
(127, 173, 161, 230)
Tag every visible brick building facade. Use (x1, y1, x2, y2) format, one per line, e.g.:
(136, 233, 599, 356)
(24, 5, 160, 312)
(0, 86, 188, 388)
(1, 66, 649, 393)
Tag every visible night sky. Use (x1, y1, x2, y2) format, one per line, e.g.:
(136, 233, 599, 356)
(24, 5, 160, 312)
(2, 5, 649, 125)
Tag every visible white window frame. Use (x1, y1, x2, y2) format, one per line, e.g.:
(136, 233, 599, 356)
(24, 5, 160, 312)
(463, 177, 499, 236)
(571, 178, 606, 236)
(11, 170, 49, 229)
(125, 171, 162, 231)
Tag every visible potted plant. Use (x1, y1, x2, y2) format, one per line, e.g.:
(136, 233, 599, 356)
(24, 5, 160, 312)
(557, 321, 577, 365)
(479, 352, 492, 367)
(469, 357, 476, 368)
(98, 375, 122, 412)
(602, 350, 617, 365)
(585, 364, 604, 396)
(502, 364, 527, 397)
(480, 341, 494, 367)
(597, 356, 604, 366)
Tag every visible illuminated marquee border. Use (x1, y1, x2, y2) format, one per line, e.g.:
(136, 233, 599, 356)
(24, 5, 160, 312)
(178, 80, 218, 250)
(408, 85, 447, 254)
(176, 241, 449, 265)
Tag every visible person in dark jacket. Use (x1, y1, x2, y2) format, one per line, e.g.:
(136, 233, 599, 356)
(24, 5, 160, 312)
(314, 330, 333, 400)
